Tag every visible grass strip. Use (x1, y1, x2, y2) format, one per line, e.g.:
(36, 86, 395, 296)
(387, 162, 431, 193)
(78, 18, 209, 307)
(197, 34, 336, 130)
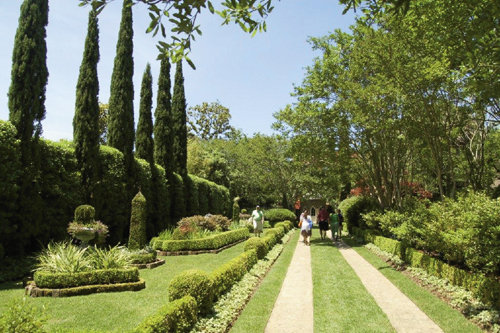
(310, 235, 395, 333)
(0, 241, 247, 332)
(230, 231, 300, 333)
(345, 238, 481, 333)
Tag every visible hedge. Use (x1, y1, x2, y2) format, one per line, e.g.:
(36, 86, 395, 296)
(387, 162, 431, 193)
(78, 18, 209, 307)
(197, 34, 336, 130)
(338, 195, 379, 233)
(26, 278, 146, 297)
(244, 237, 267, 259)
(264, 209, 296, 225)
(353, 227, 500, 308)
(129, 252, 157, 265)
(135, 296, 197, 333)
(152, 228, 249, 252)
(33, 267, 140, 289)
(0, 120, 231, 257)
(168, 270, 214, 314)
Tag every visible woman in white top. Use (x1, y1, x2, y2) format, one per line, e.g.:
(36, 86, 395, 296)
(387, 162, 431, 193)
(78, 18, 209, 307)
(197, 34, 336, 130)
(300, 209, 311, 245)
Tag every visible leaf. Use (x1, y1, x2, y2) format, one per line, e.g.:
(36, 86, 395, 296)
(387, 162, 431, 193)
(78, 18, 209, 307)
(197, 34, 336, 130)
(186, 57, 196, 70)
(208, 1, 215, 14)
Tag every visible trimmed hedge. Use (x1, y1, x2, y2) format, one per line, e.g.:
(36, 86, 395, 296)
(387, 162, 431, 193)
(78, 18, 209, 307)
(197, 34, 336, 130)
(168, 269, 214, 315)
(26, 278, 145, 297)
(152, 228, 249, 252)
(33, 267, 140, 289)
(135, 296, 197, 333)
(353, 227, 500, 308)
(338, 195, 379, 233)
(129, 252, 157, 265)
(244, 237, 267, 259)
(211, 249, 258, 299)
(264, 208, 296, 225)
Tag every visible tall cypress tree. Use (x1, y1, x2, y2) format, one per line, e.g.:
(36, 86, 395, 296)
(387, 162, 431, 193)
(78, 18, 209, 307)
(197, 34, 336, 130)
(107, 0, 135, 176)
(154, 56, 173, 175)
(171, 61, 188, 176)
(73, 8, 100, 203)
(136, 63, 154, 162)
(8, 0, 48, 164)
(8, 0, 48, 255)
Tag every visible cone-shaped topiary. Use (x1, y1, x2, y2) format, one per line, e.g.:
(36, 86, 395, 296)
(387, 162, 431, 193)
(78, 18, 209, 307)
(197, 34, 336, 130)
(232, 197, 240, 224)
(74, 205, 96, 224)
(128, 191, 147, 250)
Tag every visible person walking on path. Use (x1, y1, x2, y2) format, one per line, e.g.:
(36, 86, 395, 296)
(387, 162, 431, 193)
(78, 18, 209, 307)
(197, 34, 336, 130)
(337, 208, 344, 240)
(317, 206, 329, 240)
(294, 198, 301, 223)
(329, 209, 340, 241)
(299, 209, 311, 245)
(251, 205, 264, 237)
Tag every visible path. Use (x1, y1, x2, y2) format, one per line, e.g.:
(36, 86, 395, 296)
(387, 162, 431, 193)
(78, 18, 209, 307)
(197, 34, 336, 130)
(333, 231, 443, 333)
(265, 234, 313, 333)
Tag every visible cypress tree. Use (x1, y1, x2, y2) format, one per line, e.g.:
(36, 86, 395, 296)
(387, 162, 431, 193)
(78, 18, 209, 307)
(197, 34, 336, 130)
(107, 0, 135, 177)
(8, 0, 48, 164)
(73, 8, 100, 202)
(154, 56, 173, 175)
(171, 61, 188, 176)
(8, 0, 48, 255)
(136, 63, 154, 162)
(128, 191, 147, 250)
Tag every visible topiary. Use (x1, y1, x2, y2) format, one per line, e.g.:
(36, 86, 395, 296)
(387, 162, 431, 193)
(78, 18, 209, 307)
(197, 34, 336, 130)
(128, 191, 147, 250)
(168, 269, 214, 314)
(232, 197, 240, 224)
(263, 208, 296, 225)
(74, 204, 95, 224)
(244, 237, 267, 259)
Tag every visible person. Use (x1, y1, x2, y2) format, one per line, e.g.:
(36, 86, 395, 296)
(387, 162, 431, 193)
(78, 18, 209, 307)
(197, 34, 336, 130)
(251, 205, 264, 237)
(300, 209, 311, 245)
(294, 198, 301, 223)
(329, 209, 340, 241)
(307, 214, 313, 239)
(337, 208, 344, 240)
(317, 206, 329, 240)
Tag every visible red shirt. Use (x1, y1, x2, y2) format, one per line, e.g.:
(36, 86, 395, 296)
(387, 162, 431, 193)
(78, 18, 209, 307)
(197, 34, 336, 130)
(317, 208, 328, 221)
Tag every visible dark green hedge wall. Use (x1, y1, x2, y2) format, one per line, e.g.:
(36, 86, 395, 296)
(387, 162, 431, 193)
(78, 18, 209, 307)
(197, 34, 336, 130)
(0, 121, 230, 257)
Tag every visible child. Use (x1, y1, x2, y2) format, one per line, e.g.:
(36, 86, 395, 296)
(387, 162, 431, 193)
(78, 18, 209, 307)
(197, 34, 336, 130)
(329, 210, 339, 241)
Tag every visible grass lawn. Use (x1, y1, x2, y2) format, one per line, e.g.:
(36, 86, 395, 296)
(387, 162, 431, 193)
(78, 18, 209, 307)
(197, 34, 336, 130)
(230, 231, 300, 333)
(310, 231, 395, 333)
(0, 241, 247, 332)
(344, 238, 482, 333)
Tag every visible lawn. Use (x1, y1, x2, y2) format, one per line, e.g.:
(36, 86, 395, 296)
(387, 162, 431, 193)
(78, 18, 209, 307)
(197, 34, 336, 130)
(0, 241, 247, 332)
(344, 238, 482, 333)
(230, 231, 300, 332)
(310, 232, 395, 333)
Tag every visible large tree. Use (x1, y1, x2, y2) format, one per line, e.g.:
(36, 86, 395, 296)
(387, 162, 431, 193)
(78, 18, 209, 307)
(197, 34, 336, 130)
(171, 61, 188, 175)
(154, 56, 173, 174)
(188, 101, 234, 140)
(73, 8, 100, 202)
(136, 63, 154, 162)
(107, 0, 135, 177)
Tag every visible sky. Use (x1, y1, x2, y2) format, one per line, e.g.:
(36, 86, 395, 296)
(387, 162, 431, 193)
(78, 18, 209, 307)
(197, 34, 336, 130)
(0, 0, 356, 141)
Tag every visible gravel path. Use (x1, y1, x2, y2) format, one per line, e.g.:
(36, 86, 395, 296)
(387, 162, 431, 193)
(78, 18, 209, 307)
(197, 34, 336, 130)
(264, 235, 313, 333)
(334, 234, 443, 333)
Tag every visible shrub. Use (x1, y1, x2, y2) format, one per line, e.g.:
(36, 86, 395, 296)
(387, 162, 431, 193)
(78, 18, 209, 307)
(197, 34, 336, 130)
(169, 269, 214, 314)
(153, 228, 249, 252)
(178, 215, 215, 232)
(171, 173, 186, 221)
(128, 191, 147, 250)
(244, 237, 267, 259)
(232, 197, 240, 224)
(74, 204, 95, 224)
(0, 298, 47, 333)
(135, 296, 197, 333)
(207, 214, 231, 231)
(128, 247, 157, 264)
(338, 195, 379, 233)
(34, 267, 140, 289)
(264, 208, 296, 224)
(36, 241, 91, 273)
(211, 249, 258, 298)
(87, 245, 131, 269)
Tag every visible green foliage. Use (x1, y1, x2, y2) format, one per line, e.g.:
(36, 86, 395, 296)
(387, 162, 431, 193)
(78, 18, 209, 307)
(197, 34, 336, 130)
(136, 63, 154, 163)
(152, 228, 249, 252)
(168, 269, 214, 314)
(128, 191, 147, 250)
(34, 267, 139, 289)
(107, 0, 135, 179)
(211, 249, 258, 298)
(187, 101, 234, 140)
(338, 195, 379, 233)
(128, 249, 157, 265)
(135, 296, 197, 333)
(73, 8, 100, 202)
(171, 172, 187, 220)
(244, 237, 267, 259)
(263, 208, 295, 224)
(0, 298, 47, 333)
(172, 61, 188, 176)
(87, 245, 132, 270)
(176, 214, 230, 233)
(74, 204, 95, 224)
(154, 56, 173, 174)
(232, 198, 240, 223)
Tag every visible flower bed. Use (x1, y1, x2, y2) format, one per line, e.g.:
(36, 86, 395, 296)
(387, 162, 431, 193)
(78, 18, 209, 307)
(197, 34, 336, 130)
(151, 228, 250, 254)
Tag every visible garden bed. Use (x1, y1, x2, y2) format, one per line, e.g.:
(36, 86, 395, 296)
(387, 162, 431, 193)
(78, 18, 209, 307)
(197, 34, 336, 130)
(156, 238, 246, 256)
(130, 258, 165, 269)
(25, 278, 146, 297)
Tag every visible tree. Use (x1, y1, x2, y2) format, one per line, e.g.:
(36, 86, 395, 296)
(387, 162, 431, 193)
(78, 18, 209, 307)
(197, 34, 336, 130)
(154, 56, 173, 174)
(171, 61, 188, 175)
(107, 0, 135, 180)
(136, 63, 154, 162)
(188, 101, 234, 140)
(7, 0, 49, 255)
(73, 8, 100, 202)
